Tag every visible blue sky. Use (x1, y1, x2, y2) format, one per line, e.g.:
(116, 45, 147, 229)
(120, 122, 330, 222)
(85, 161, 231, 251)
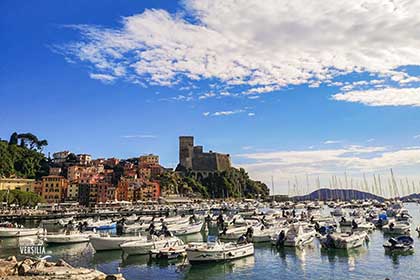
(2, 0, 420, 194)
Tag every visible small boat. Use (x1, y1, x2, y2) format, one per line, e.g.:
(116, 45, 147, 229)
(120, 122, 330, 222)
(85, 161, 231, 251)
(320, 232, 367, 249)
(382, 221, 411, 235)
(86, 221, 116, 231)
(186, 237, 254, 263)
(90, 235, 146, 251)
(120, 235, 182, 257)
(281, 224, 316, 247)
(252, 225, 286, 243)
(219, 226, 249, 240)
(40, 217, 73, 227)
(383, 236, 414, 252)
(171, 222, 203, 236)
(355, 222, 376, 232)
(339, 217, 364, 227)
(44, 231, 99, 244)
(331, 208, 344, 217)
(150, 242, 187, 260)
(0, 226, 40, 238)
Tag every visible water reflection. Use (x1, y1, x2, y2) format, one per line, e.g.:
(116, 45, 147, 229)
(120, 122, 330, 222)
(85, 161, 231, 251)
(184, 255, 255, 280)
(385, 250, 414, 266)
(320, 246, 368, 268)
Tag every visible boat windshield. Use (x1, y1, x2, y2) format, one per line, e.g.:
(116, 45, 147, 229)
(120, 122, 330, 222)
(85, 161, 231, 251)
(207, 235, 218, 244)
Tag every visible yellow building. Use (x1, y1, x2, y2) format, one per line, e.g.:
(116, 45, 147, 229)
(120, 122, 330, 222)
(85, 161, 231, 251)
(67, 181, 79, 201)
(41, 175, 69, 203)
(0, 178, 37, 192)
(139, 154, 159, 165)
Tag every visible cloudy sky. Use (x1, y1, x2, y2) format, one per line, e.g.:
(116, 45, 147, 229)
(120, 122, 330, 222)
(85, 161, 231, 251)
(2, 0, 420, 195)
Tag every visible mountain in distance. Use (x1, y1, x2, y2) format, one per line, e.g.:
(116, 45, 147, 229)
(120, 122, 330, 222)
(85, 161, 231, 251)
(292, 188, 385, 201)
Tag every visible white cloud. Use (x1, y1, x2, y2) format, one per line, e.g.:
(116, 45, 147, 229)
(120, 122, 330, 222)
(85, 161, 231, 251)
(414, 135, 420, 139)
(332, 87, 420, 107)
(203, 112, 210, 116)
(212, 110, 244, 116)
(248, 112, 255, 117)
(199, 92, 216, 100)
(323, 140, 341, 145)
(89, 73, 116, 83)
(235, 145, 420, 194)
(60, 0, 420, 95)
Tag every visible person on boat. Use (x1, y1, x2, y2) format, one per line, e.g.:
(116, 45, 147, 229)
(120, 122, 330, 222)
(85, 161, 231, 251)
(341, 217, 346, 223)
(148, 222, 156, 235)
(389, 222, 395, 231)
(292, 209, 296, 217)
(116, 219, 124, 236)
(189, 214, 197, 224)
(161, 224, 172, 237)
(276, 230, 286, 247)
(217, 214, 224, 229)
(314, 222, 320, 232)
(65, 220, 74, 235)
(77, 222, 84, 233)
(351, 219, 358, 230)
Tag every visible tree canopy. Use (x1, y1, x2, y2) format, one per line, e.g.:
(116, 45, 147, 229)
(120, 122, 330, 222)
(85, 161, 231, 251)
(0, 190, 43, 207)
(156, 167, 269, 199)
(0, 132, 49, 179)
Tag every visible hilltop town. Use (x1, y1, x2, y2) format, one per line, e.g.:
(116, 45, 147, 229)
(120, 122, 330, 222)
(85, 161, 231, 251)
(0, 133, 269, 207)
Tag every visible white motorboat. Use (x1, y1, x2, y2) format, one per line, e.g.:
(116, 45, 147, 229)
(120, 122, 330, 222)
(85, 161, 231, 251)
(150, 244, 187, 260)
(123, 217, 190, 234)
(44, 231, 99, 244)
(331, 208, 344, 217)
(320, 232, 367, 249)
(86, 220, 116, 231)
(90, 234, 146, 251)
(252, 225, 286, 243)
(353, 222, 376, 233)
(40, 217, 73, 227)
(0, 227, 40, 238)
(171, 222, 203, 236)
(120, 235, 182, 256)
(339, 217, 364, 227)
(382, 221, 411, 235)
(282, 224, 316, 247)
(219, 226, 249, 240)
(186, 238, 254, 263)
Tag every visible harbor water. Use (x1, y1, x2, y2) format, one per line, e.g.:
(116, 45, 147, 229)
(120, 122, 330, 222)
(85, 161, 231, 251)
(1, 203, 420, 279)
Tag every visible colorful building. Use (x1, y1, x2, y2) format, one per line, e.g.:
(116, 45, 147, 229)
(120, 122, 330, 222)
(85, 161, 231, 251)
(0, 178, 37, 192)
(41, 175, 69, 203)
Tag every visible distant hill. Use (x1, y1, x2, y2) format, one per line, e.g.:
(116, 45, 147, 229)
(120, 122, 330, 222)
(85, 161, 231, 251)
(400, 193, 420, 201)
(293, 188, 385, 201)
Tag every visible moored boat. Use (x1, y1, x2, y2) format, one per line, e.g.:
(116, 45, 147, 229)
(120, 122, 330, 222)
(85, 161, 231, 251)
(186, 237, 254, 263)
(320, 232, 367, 249)
(0, 226, 40, 238)
(90, 234, 146, 251)
(383, 235, 414, 252)
(120, 235, 182, 257)
(44, 231, 99, 244)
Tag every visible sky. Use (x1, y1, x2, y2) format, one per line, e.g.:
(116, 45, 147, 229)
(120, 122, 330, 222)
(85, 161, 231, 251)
(2, 0, 420, 195)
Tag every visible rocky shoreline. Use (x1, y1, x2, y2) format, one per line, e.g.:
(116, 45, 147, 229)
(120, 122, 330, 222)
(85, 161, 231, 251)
(0, 256, 124, 280)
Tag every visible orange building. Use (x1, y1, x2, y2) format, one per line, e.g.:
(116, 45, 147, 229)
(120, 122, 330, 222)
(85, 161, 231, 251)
(41, 175, 69, 203)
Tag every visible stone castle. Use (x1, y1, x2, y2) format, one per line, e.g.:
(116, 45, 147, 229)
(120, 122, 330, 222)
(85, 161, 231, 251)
(176, 136, 231, 177)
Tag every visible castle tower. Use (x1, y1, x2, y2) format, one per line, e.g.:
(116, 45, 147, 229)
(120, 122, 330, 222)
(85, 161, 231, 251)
(179, 136, 194, 169)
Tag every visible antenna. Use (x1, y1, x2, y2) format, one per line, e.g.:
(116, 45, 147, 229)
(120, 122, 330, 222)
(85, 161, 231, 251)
(271, 176, 274, 202)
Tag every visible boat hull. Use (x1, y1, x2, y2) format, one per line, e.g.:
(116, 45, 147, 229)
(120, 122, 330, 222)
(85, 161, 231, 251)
(0, 228, 40, 238)
(90, 236, 144, 251)
(186, 244, 254, 263)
